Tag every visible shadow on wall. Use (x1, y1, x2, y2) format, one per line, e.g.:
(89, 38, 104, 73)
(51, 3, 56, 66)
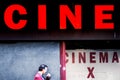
(0, 42, 60, 80)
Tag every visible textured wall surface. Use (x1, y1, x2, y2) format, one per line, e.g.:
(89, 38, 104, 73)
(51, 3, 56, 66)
(0, 42, 60, 80)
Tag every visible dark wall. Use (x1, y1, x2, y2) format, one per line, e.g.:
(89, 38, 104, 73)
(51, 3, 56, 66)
(0, 42, 60, 80)
(66, 40, 120, 49)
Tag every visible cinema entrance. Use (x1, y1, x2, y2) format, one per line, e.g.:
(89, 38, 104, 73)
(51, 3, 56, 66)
(60, 40, 120, 80)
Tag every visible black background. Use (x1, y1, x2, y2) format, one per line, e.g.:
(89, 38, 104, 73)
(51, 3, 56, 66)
(0, 0, 120, 32)
(0, 0, 120, 40)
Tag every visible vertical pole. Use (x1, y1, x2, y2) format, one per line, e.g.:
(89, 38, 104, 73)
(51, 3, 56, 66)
(60, 41, 66, 80)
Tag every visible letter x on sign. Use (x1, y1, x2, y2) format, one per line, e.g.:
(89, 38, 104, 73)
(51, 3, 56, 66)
(87, 67, 95, 78)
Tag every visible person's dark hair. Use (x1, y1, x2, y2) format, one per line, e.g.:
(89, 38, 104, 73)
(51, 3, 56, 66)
(39, 64, 48, 71)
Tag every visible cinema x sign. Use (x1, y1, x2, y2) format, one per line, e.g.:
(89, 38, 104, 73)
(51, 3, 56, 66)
(66, 49, 120, 80)
(0, 0, 119, 40)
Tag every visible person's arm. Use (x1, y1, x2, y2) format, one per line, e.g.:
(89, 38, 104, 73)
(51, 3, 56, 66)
(34, 77, 43, 80)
